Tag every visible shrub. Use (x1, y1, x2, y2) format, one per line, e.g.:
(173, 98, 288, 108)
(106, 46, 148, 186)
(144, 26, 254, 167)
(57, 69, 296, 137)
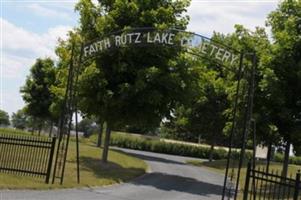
(274, 153, 301, 165)
(107, 133, 301, 165)
(110, 133, 233, 160)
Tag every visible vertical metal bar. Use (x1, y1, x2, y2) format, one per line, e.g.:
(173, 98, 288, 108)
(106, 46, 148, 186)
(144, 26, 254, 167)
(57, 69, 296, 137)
(293, 171, 300, 200)
(255, 168, 259, 199)
(268, 170, 274, 200)
(44, 139, 52, 173)
(74, 43, 83, 184)
(3, 135, 9, 172)
(9, 135, 16, 172)
(36, 139, 44, 176)
(52, 41, 76, 184)
(9, 136, 15, 172)
(59, 40, 76, 185)
(271, 171, 278, 200)
(59, 112, 72, 184)
(263, 173, 268, 200)
(16, 136, 23, 172)
(281, 176, 287, 199)
(20, 135, 26, 176)
(42, 140, 49, 177)
(32, 137, 39, 176)
(277, 174, 282, 200)
(0, 134, 3, 172)
(45, 137, 56, 184)
(39, 141, 44, 177)
(243, 161, 251, 200)
(222, 52, 244, 200)
(3, 135, 9, 171)
(288, 174, 293, 199)
(6, 135, 13, 170)
(234, 53, 256, 200)
(266, 143, 272, 174)
(259, 168, 264, 199)
(251, 120, 257, 200)
(29, 137, 36, 176)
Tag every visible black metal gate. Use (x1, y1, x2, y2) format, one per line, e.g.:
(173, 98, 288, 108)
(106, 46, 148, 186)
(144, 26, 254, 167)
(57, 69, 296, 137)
(243, 162, 301, 200)
(0, 133, 56, 183)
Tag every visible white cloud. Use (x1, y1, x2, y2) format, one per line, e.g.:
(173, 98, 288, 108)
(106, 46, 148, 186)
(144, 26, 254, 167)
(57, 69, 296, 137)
(27, 3, 73, 20)
(1, 18, 73, 114)
(2, 53, 32, 79)
(1, 18, 72, 59)
(187, 1, 278, 37)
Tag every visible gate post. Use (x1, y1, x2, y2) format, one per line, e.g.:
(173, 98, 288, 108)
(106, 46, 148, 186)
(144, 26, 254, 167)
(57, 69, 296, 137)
(45, 137, 56, 183)
(243, 161, 252, 200)
(294, 171, 300, 200)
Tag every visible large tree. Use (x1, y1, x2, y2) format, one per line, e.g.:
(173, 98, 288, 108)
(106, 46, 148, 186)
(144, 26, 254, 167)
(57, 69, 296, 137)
(75, 0, 197, 162)
(161, 54, 229, 162)
(20, 58, 56, 134)
(265, 0, 301, 176)
(0, 109, 10, 126)
(11, 109, 28, 130)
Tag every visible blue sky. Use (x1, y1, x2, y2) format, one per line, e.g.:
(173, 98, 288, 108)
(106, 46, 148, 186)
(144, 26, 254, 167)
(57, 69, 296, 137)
(1, 0, 279, 116)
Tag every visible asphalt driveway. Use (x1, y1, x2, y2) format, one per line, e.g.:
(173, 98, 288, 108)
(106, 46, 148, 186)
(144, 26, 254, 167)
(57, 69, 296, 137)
(0, 148, 223, 200)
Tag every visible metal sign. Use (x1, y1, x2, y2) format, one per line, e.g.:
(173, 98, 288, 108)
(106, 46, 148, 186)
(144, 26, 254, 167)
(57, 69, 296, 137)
(82, 28, 240, 66)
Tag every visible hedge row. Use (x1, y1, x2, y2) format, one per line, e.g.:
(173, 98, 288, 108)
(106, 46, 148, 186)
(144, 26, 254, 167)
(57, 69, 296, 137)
(110, 133, 250, 160)
(0, 128, 29, 135)
(274, 153, 301, 166)
(109, 133, 301, 166)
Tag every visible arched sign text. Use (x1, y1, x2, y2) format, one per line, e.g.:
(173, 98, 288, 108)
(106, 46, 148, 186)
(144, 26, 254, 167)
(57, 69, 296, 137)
(82, 28, 240, 66)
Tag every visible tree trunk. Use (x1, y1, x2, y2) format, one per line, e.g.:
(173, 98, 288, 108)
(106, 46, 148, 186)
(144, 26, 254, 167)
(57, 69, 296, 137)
(209, 143, 215, 162)
(49, 122, 53, 137)
(209, 132, 217, 162)
(31, 118, 36, 135)
(96, 123, 103, 147)
(266, 142, 272, 173)
(38, 122, 42, 136)
(282, 141, 290, 177)
(102, 124, 111, 163)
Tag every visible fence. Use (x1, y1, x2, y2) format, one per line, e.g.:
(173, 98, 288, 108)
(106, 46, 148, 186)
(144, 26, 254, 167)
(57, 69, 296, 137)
(244, 162, 301, 200)
(0, 133, 56, 183)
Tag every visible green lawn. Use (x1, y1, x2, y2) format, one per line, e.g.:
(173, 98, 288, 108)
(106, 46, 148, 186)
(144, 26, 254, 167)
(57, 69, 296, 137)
(0, 128, 148, 189)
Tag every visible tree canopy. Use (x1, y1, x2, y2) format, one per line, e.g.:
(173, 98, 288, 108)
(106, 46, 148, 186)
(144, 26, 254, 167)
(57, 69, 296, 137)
(265, 0, 301, 150)
(76, 0, 197, 129)
(11, 109, 28, 130)
(21, 58, 56, 122)
(0, 109, 10, 126)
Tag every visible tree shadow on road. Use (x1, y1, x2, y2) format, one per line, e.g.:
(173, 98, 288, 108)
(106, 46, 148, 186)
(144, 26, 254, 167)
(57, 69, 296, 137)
(132, 172, 223, 197)
(80, 156, 146, 183)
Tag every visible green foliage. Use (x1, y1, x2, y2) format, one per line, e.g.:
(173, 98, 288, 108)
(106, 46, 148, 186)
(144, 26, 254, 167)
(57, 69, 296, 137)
(160, 26, 272, 148)
(273, 153, 301, 166)
(75, 0, 197, 131)
(20, 58, 56, 123)
(264, 0, 301, 144)
(11, 109, 28, 130)
(78, 118, 101, 137)
(0, 127, 32, 135)
(109, 132, 249, 160)
(161, 58, 229, 145)
(0, 110, 10, 126)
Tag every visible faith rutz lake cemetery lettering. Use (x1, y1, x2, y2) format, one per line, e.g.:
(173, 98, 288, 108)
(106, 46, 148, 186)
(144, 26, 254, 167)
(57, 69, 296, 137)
(83, 31, 239, 66)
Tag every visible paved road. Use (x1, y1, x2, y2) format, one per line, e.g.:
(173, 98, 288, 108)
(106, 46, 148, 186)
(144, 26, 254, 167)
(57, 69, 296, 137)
(0, 148, 224, 200)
